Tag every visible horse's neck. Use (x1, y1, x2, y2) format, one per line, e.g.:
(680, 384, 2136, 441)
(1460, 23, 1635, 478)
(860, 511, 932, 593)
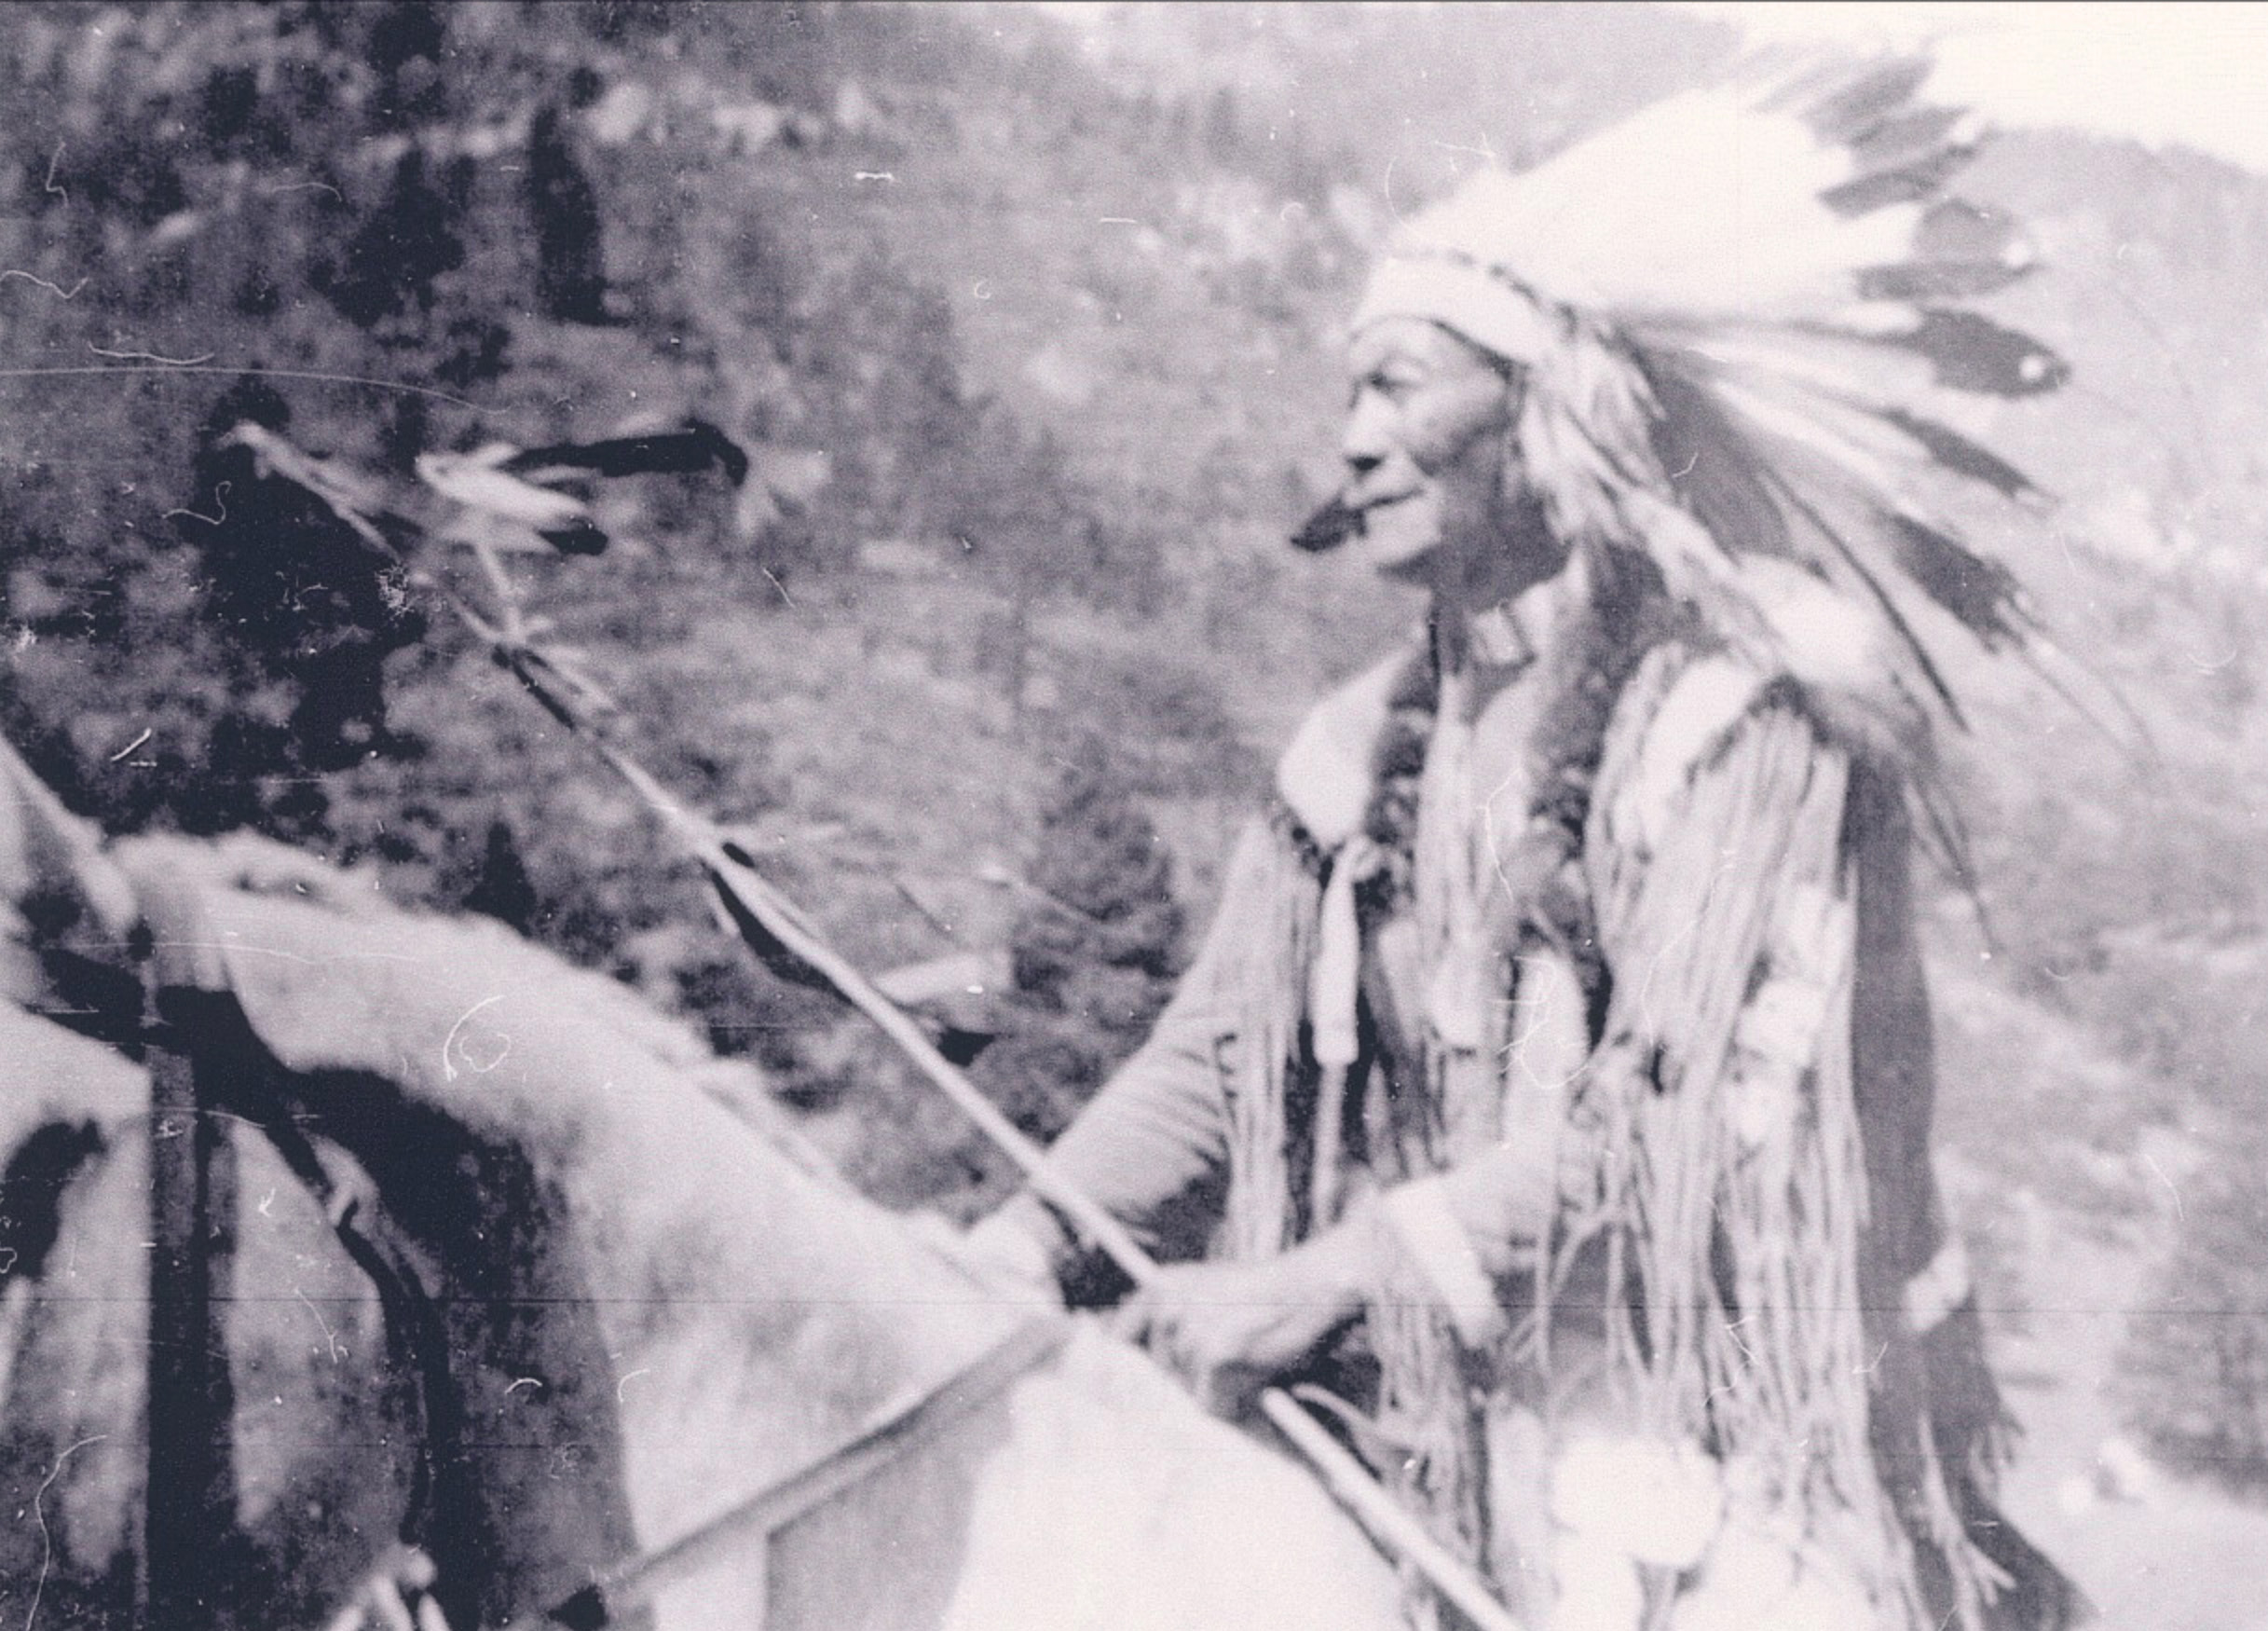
(200, 884, 1022, 1539)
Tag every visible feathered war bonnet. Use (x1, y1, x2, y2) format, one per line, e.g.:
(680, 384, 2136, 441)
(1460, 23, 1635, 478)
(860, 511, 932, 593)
(1346, 56, 2067, 845)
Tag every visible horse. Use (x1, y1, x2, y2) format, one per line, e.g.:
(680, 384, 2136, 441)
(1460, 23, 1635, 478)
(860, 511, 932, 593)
(0, 829, 1403, 1631)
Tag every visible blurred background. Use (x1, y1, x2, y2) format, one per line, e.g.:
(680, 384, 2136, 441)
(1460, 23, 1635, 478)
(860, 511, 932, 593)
(1, 6, 2262, 1623)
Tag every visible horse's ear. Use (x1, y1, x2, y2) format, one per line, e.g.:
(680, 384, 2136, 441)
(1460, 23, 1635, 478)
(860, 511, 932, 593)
(2, 734, 140, 942)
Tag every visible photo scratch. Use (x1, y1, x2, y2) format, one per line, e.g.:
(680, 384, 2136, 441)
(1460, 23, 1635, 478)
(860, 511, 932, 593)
(443, 994, 510, 1081)
(89, 341, 215, 367)
(294, 1287, 347, 1364)
(0, 270, 89, 301)
(25, 1434, 105, 1631)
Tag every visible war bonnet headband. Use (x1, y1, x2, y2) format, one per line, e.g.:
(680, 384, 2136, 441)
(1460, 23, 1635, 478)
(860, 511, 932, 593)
(1348, 248, 1559, 370)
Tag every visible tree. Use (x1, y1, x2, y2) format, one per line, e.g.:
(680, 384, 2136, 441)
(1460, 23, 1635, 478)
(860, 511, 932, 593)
(178, 379, 430, 779)
(324, 148, 467, 334)
(456, 819, 540, 932)
(526, 104, 610, 323)
(976, 746, 1184, 1144)
(922, 411, 1079, 708)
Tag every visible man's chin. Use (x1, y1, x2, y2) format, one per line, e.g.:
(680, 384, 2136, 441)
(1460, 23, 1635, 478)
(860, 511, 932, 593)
(1349, 501, 1443, 580)
(1290, 492, 1442, 580)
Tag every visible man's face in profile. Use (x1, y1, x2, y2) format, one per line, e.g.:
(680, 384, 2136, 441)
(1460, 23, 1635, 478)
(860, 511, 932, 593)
(1327, 318, 1516, 583)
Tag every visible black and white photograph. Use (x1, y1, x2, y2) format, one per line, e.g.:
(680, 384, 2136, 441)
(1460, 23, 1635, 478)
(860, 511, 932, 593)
(2, 3, 2264, 1627)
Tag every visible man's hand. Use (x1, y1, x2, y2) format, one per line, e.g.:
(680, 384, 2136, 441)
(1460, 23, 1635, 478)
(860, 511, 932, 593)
(1114, 1209, 1386, 1418)
(948, 1194, 1072, 1310)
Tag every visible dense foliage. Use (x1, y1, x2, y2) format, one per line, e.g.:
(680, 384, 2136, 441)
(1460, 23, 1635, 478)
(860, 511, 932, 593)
(977, 745, 1185, 1144)
(2116, 1158, 2268, 1493)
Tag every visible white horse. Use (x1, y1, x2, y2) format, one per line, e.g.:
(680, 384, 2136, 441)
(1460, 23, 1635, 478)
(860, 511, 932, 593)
(0, 834, 1402, 1631)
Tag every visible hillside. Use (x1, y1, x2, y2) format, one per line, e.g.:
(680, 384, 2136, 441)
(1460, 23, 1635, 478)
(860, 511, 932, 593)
(4, 4, 2266, 1618)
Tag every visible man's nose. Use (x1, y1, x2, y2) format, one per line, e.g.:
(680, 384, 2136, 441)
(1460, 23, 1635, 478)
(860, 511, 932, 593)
(1340, 394, 1394, 480)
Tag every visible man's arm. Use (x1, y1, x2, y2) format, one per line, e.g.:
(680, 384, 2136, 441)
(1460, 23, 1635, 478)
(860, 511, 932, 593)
(976, 817, 1295, 1289)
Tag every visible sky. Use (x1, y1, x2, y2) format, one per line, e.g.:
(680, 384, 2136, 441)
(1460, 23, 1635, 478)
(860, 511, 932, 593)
(1029, 3, 2268, 175)
(1671, 3, 2268, 174)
